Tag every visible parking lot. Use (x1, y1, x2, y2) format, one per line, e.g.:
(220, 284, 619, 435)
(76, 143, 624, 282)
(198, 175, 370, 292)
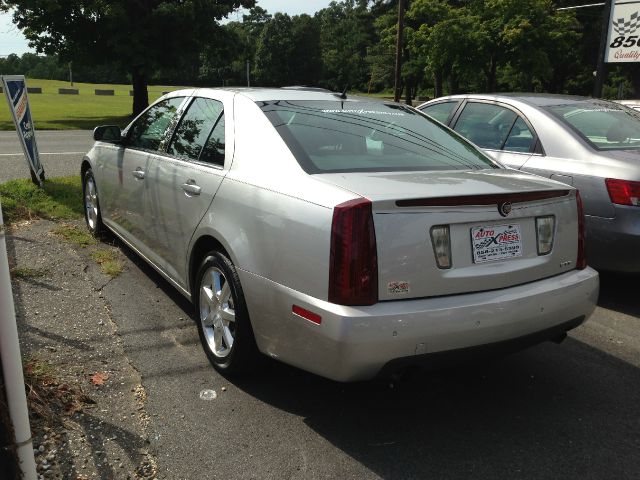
(3, 131, 640, 479)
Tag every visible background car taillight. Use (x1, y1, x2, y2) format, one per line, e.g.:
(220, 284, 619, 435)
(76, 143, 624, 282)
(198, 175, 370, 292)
(576, 191, 587, 270)
(605, 178, 640, 206)
(329, 198, 378, 306)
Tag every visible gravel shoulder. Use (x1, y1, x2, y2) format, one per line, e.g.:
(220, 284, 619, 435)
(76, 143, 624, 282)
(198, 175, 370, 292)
(7, 219, 156, 479)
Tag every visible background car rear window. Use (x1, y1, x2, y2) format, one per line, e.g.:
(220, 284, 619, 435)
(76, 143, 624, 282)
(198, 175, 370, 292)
(168, 97, 224, 164)
(127, 97, 184, 151)
(546, 102, 640, 150)
(259, 101, 497, 173)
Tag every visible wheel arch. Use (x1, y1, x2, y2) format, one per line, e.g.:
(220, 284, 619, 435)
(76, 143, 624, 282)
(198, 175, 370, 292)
(188, 234, 233, 297)
(80, 157, 92, 180)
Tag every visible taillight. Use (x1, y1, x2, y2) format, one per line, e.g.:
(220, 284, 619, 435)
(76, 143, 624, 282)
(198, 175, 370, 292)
(605, 178, 640, 206)
(329, 198, 378, 305)
(576, 191, 587, 270)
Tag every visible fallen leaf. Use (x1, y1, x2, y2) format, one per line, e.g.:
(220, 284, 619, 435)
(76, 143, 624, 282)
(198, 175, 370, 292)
(90, 372, 109, 386)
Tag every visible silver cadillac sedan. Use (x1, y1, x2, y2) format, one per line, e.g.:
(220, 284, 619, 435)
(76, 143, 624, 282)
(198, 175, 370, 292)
(82, 88, 598, 382)
(418, 94, 640, 273)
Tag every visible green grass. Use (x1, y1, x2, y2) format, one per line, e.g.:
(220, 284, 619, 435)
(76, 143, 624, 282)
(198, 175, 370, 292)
(51, 223, 97, 247)
(0, 176, 83, 224)
(90, 248, 123, 277)
(0, 78, 185, 130)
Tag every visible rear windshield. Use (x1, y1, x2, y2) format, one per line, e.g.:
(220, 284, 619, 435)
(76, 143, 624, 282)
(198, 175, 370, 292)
(545, 102, 640, 150)
(259, 100, 498, 173)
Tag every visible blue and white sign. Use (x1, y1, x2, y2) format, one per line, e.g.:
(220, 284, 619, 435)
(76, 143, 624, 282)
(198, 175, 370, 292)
(1, 75, 45, 185)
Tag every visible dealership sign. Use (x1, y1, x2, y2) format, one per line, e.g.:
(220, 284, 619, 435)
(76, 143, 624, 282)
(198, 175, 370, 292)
(1, 75, 45, 185)
(606, 1, 640, 62)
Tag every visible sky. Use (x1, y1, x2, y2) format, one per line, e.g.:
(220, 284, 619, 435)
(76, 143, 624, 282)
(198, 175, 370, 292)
(0, 0, 334, 56)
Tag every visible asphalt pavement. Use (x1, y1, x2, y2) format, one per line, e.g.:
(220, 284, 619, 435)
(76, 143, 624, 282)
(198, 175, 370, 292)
(0, 130, 93, 182)
(4, 131, 640, 479)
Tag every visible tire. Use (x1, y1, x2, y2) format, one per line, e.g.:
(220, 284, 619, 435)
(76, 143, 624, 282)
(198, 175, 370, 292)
(194, 251, 260, 374)
(82, 168, 104, 236)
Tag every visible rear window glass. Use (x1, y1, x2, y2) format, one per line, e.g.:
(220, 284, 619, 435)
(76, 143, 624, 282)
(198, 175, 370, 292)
(546, 102, 640, 150)
(259, 100, 498, 173)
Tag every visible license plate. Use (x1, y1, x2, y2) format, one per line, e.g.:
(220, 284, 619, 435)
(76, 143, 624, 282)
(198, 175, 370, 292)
(471, 224, 523, 264)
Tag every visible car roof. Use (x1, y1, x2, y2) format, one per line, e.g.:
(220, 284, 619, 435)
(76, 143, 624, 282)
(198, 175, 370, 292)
(433, 93, 605, 108)
(173, 86, 384, 103)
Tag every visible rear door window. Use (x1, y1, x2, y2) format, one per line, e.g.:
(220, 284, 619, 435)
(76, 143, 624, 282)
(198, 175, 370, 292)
(167, 97, 224, 163)
(127, 97, 185, 152)
(453, 102, 517, 150)
(503, 117, 535, 153)
(419, 101, 458, 124)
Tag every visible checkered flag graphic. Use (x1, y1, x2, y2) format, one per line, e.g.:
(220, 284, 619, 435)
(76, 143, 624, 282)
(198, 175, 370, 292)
(613, 12, 640, 36)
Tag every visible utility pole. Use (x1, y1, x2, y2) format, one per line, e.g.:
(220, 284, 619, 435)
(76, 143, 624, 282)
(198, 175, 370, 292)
(393, 0, 406, 103)
(594, 0, 613, 97)
(68, 61, 73, 87)
(246, 60, 250, 87)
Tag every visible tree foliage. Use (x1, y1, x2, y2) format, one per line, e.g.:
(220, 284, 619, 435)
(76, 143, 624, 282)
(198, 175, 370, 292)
(0, 0, 255, 115)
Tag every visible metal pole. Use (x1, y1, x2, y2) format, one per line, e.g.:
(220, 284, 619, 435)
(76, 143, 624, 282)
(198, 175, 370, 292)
(0, 203, 37, 480)
(393, 0, 405, 103)
(594, 0, 613, 98)
(246, 60, 250, 87)
(69, 61, 73, 87)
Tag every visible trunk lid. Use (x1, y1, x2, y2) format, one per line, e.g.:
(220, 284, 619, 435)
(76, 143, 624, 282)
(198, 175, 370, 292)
(316, 169, 579, 300)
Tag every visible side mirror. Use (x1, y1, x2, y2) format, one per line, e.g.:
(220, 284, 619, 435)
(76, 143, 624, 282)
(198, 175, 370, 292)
(93, 125, 123, 142)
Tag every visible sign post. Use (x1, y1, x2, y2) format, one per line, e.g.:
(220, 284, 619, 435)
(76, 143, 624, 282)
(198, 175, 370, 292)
(1, 75, 45, 186)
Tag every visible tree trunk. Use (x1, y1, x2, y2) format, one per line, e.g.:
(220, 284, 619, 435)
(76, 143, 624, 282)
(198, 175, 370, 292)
(448, 75, 459, 95)
(485, 54, 497, 92)
(132, 65, 149, 117)
(434, 70, 443, 98)
(405, 81, 413, 105)
(631, 65, 640, 98)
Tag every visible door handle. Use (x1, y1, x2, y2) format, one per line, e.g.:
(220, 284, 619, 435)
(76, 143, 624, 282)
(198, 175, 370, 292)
(182, 181, 201, 196)
(132, 168, 145, 179)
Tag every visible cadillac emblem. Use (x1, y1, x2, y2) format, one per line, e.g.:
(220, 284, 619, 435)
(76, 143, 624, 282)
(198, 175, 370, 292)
(498, 201, 512, 217)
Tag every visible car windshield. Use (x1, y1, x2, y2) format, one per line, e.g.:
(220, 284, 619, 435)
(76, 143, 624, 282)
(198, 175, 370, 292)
(259, 100, 498, 173)
(545, 101, 640, 150)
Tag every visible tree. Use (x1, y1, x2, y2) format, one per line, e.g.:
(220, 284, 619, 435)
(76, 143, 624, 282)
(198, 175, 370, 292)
(316, 0, 376, 91)
(0, 0, 255, 115)
(254, 13, 295, 86)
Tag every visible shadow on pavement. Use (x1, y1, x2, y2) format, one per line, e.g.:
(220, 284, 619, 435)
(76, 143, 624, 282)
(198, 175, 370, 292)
(230, 339, 640, 479)
(597, 271, 640, 318)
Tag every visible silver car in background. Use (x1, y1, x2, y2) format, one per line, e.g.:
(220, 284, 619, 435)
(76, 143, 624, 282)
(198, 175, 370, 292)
(418, 94, 640, 273)
(82, 88, 598, 382)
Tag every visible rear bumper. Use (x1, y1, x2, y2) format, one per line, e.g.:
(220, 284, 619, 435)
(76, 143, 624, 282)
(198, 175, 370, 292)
(240, 268, 599, 382)
(586, 206, 640, 272)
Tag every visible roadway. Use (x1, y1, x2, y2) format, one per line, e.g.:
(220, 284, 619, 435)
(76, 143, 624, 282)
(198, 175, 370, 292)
(0, 130, 92, 182)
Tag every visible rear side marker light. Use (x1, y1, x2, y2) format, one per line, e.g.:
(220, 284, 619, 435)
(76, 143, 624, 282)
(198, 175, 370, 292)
(605, 178, 640, 206)
(535, 216, 555, 255)
(576, 191, 587, 270)
(430, 225, 452, 269)
(292, 305, 322, 325)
